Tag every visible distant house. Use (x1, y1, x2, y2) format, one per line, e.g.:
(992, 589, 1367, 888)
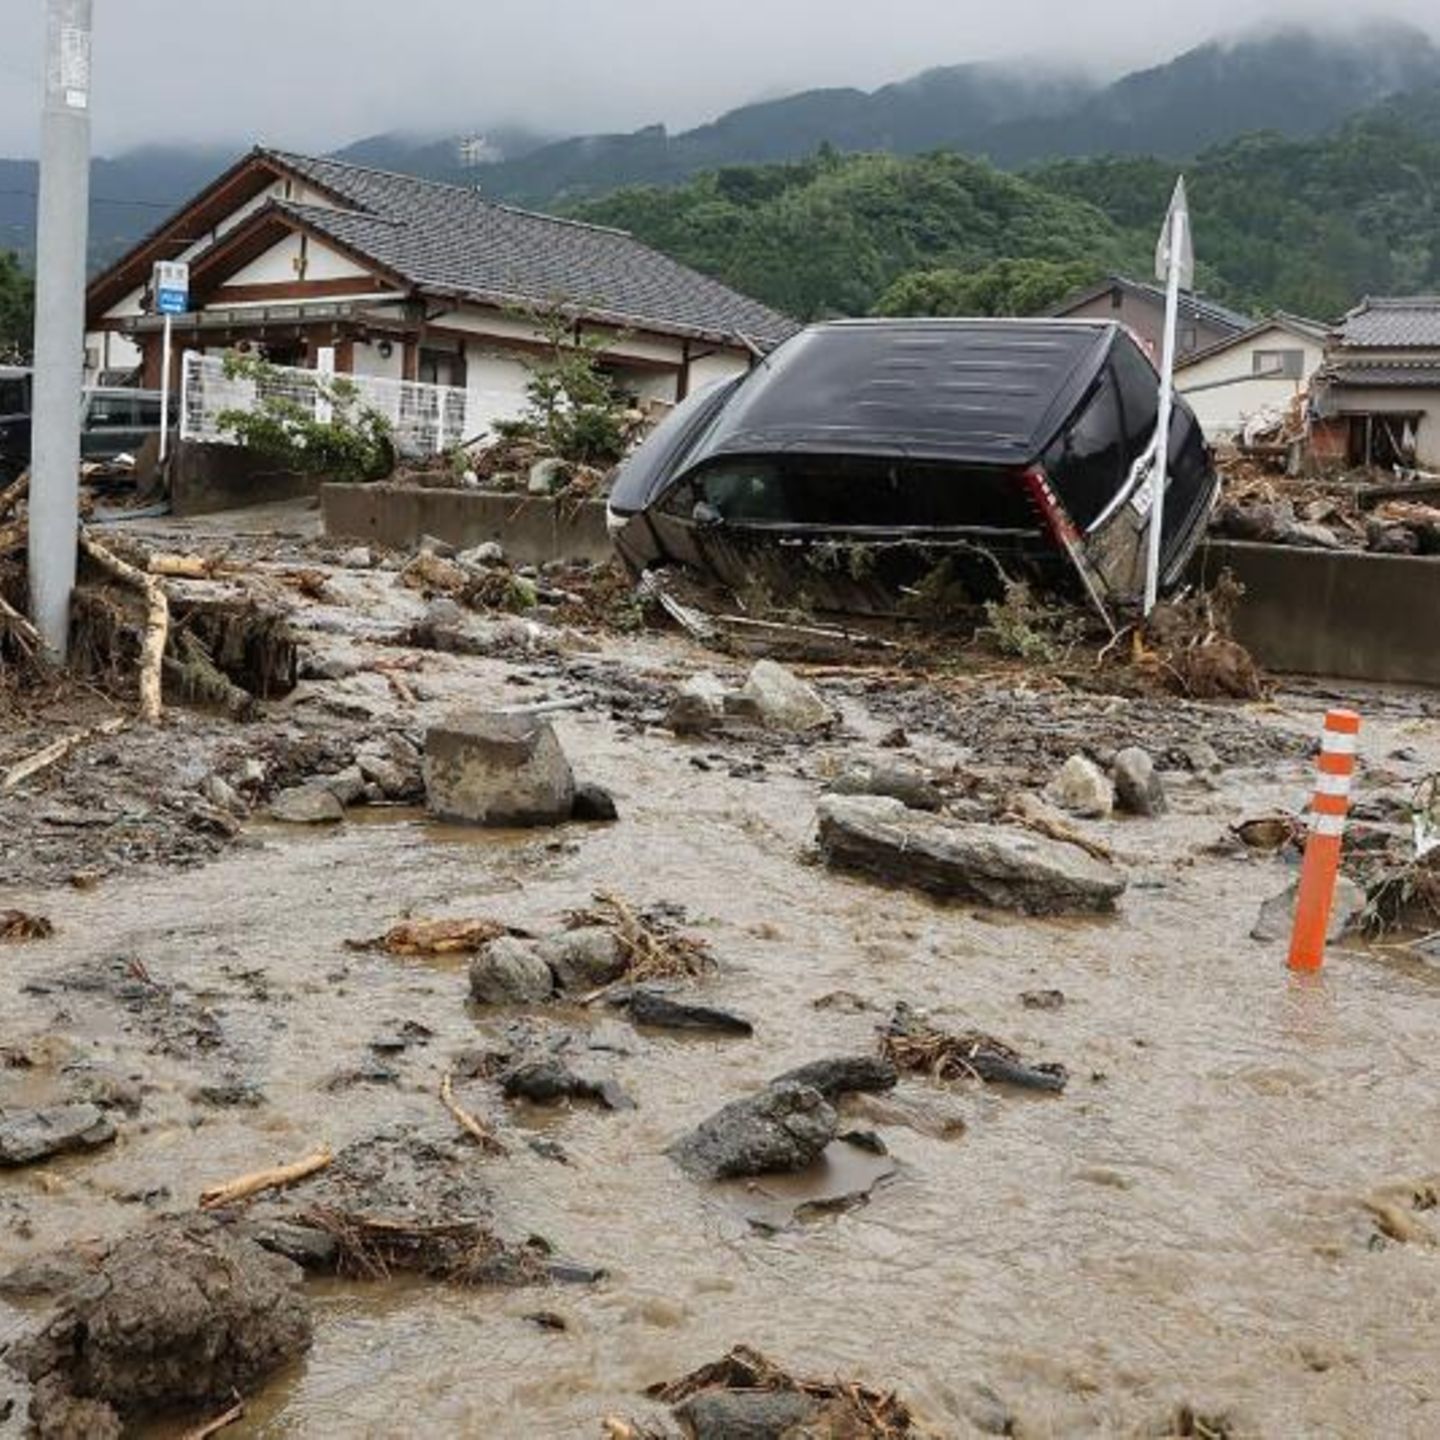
(1309, 297, 1440, 469)
(1175, 313, 1328, 440)
(83, 147, 797, 423)
(1049, 275, 1252, 363)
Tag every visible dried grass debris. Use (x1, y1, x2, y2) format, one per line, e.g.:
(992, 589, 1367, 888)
(563, 892, 713, 985)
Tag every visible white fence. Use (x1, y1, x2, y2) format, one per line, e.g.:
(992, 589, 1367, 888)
(179, 351, 519, 457)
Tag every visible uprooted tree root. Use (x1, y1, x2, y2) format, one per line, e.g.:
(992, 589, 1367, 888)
(564, 892, 713, 983)
(298, 1208, 547, 1287)
(645, 1344, 935, 1438)
(1128, 572, 1266, 701)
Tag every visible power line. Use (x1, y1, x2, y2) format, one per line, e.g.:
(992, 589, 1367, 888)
(0, 186, 189, 210)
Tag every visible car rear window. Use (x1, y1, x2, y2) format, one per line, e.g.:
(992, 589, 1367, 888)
(86, 394, 137, 428)
(674, 455, 1039, 530)
(0, 379, 26, 414)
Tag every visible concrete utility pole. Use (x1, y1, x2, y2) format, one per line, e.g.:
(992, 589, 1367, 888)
(28, 0, 93, 660)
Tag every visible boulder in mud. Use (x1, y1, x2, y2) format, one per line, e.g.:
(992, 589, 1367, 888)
(269, 783, 344, 825)
(771, 1056, 898, 1100)
(816, 795, 1126, 915)
(537, 928, 626, 991)
(1044, 754, 1114, 819)
(1252, 874, 1367, 944)
(667, 671, 729, 736)
(677, 1388, 820, 1437)
(735, 660, 833, 732)
(424, 709, 575, 827)
(10, 1215, 310, 1438)
(1112, 746, 1168, 817)
(469, 937, 555, 1005)
(669, 1081, 837, 1180)
(825, 761, 943, 812)
(0, 1104, 116, 1167)
(619, 987, 754, 1036)
(570, 782, 619, 823)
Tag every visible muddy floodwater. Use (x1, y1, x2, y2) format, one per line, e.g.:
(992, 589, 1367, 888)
(3, 522, 1440, 1437)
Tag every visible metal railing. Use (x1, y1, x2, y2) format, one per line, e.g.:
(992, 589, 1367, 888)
(179, 351, 519, 456)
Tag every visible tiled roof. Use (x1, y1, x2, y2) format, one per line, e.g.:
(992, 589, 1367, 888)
(1051, 275, 1253, 335)
(262, 150, 798, 348)
(1335, 297, 1440, 349)
(1322, 359, 1440, 388)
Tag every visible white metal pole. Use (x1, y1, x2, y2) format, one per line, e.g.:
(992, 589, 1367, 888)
(1143, 210, 1184, 616)
(158, 314, 172, 462)
(28, 0, 93, 660)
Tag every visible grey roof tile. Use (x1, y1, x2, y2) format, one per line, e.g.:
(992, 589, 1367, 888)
(263, 149, 798, 347)
(1336, 297, 1440, 349)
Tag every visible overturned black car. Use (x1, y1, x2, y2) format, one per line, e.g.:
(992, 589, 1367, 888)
(607, 319, 1220, 626)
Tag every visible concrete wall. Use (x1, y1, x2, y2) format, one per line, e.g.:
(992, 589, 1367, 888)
(1197, 540, 1440, 687)
(1178, 327, 1325, 439)
(322, 483, 614, 566)
(170, 440, 324, 517)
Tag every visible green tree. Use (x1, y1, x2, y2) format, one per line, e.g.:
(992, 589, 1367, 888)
(874, 258, 1104, 317)
(0, 251, 34, 363)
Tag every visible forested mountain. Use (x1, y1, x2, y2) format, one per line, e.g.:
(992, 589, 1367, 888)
(573, 95, 1440, 323)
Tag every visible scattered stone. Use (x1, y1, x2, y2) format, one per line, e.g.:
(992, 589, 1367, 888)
(1179, 740, 1222, 774)
(1112, 746, 1168, 817)
(425, 709, 576, 827)
(840, 1129, 888, 1155)
(877, 725, 910, 749)
(537, 928, 627, 991)
(677, 1389, 819, 1438)
(817, 795, 1126, 915)
(1044, 754, 1115, 819)
(667, 672, 729, 736)
(669, 1081, 837, 1180)
(356, 750, 415, 800)
(318, 765, 367, 806)
(501, 1057, 633, 1111)
(61, 1064, 142, 1115)
(826, 761, 943, 811)
(458, 541, 505, 567)
(1251, 874, 1367, 944)
(418, 534, 456, 558)
(200, 774, 243, 812)
(340, 546, 373, 569)
(1020, 989, 1066, 1010)
(191, 1080, 265, 1110)
(619, 988, 754, 1036)
(736, 660, 833, 732)
(571, 782, 619, 823)
(771, 1056, 898, 1099)
(0, 1105, 116, 1167)
(298, 651, 360, 682)
(268, 784, 344, 825)
(469, 937, 556, 1006)
(10, 1215, 311, 1438)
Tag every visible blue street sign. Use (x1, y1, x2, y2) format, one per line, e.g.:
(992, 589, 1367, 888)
(153, 260, 189, 317)
(157, 288, 187, 315)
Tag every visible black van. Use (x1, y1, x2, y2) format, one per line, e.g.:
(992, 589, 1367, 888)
(607, 318, 1219, 621)
(0, 371, 167, 482)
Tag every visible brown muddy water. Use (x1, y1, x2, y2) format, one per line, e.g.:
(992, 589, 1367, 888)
(4, 627, 1440, 1436)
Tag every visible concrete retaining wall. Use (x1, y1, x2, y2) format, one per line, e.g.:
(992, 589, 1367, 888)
(170, 441, 324, 517)
(321, 483, 613, 567)
(1197, 540, 1440, 687)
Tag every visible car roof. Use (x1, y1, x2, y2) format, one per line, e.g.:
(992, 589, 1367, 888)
(678, 318, 1117, 472)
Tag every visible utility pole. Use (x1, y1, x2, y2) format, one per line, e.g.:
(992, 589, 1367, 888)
(28, 0, 93, 660)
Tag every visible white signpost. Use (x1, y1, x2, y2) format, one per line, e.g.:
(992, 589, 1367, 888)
(153, 259, 189, 461)
(1143, 176, 1194, 617)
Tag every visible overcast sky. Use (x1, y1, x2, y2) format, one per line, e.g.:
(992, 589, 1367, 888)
(0, 0, 1436, 157)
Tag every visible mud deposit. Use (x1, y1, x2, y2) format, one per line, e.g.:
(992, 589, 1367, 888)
(3, 504, 1440, 1437)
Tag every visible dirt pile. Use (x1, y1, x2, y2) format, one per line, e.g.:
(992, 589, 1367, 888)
(8, 1215, 311, 1438)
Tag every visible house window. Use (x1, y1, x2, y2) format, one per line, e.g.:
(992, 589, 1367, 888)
(1253, 349, 1304, 379)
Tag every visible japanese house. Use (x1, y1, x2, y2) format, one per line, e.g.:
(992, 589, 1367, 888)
(83, 147, 797, 427)
(1048, 275, 1252, 364)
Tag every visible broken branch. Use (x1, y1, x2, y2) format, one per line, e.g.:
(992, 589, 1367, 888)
(80, 531, 170, 723)
(0, 591, 42, 656)
(2, 716, 125, 792)
(180, 1394, 245, 1440)
(198, 1145, 334, 1211)
(439, 1071, 506, 1154)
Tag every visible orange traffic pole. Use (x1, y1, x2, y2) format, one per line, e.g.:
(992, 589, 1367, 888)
(1288, 708, 1361, 972)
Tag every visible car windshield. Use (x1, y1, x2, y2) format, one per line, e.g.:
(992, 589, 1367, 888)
(678, 454, 1039, 529)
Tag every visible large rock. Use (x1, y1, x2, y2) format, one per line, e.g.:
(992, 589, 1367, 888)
(0, 1104, 116, 1167)
(424, 709, 575, 827)
(269, 784, 344, 825)
(11, 1215, 310, 1438)
(816, 795, 1126, 915)
(468, 937, 555, 1005)
(537, 928, 627, 991)
(1252, 874, 1367, 944)
(666, 671, 729, 736)
(771, 1056, 898, 1100)
(736, 660, 833, 732)
(1044, 754, 1114, 819)
(825, 761, 943, 812)
(1112, 747, 1168, 817)
(675, 1389, 819, 1439)
(668, 1081, 837, 1180)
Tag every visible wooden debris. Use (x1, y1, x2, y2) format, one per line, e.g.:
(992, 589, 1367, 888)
(565, 891, 713, 987)
(80, 531, 169, 723)
(1004, 792, 1118, 864)
(880, 1005, 1067, 1093)
(180, 1393, 245, 1440)
(350, 917, 518, 956)
(439, 1071, 506, 1155)
(1, 716, 125, 792)
(148, 552, 227, 580)
(198, 1145, 334, 1211)
(1, 909, 55, 942)
(0, 590, 42, 658)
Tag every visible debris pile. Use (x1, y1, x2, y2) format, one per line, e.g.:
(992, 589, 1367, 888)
(880, 1004, 1068, 1093)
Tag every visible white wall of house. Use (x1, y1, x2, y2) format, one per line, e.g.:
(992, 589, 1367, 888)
(461, 350, 532, 433)
(689, 351, 749, 391)
(1177, 325, 1326, 439)
(351, 338, 406, 381)
(222, 233, 370, 287)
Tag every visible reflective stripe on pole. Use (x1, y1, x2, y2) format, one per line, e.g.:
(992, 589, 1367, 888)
(1287, 709, 1361, 972)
